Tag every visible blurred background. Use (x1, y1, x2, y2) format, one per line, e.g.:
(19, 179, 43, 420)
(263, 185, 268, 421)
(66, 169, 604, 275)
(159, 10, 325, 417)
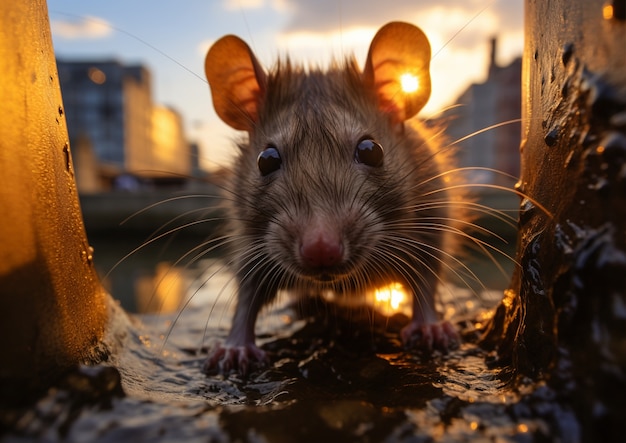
(47, 0, 524, 314)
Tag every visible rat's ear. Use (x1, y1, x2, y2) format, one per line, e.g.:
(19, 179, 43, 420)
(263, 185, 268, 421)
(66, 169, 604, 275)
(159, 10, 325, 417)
(363, 22, 431, 122)
(205, 35, 266, 132)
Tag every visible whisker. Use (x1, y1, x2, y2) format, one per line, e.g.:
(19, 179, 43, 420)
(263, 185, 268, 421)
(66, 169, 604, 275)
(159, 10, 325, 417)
(161, 255, 236, 355)
(387, 217, 511, 249)
(420, 182, 553, 219)
(146, 235, 234, 314)
(430, 1, 496, 61)
(400, 199, 519, 229)
(104, 218, 224, 279)
(199, 258, 243, 351)
(119, 194, 220, 226)
(49, 11, 207, 84)
(142, 206, 223, 243)
(444, 119, 523, 149)
(384, 234, 488, 300)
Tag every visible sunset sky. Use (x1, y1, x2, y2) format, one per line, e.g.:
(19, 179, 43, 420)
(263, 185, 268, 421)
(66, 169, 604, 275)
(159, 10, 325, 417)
(47, 0, 524, 170)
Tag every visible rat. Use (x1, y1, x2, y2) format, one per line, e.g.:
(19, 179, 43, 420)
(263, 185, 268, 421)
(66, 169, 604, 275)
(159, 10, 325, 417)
(202, 21, 465, 375)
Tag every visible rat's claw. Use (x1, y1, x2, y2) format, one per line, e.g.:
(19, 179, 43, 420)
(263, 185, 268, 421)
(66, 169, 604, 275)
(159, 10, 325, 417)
(401, 320, 459, 352)
(202, 342, 268, 376)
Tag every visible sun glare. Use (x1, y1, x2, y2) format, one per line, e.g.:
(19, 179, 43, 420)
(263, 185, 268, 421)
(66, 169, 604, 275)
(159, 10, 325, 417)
(400, 73, 419, 93)
(373, 282, 408, 314)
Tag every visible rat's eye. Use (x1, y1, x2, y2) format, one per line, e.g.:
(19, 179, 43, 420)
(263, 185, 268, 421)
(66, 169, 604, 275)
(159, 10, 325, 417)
(355, 138, 384, 167)
(257, 145, 282, 176)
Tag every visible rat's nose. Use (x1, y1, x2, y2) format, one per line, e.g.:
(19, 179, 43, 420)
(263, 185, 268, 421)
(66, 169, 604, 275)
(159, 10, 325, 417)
(299, 225, 344, 269)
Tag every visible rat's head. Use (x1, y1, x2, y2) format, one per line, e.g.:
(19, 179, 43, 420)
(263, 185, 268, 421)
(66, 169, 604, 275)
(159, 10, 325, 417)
(205, 22, 440, 289)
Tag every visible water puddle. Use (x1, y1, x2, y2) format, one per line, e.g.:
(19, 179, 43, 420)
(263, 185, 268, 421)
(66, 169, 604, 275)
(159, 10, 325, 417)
(1, 256, 573, 442)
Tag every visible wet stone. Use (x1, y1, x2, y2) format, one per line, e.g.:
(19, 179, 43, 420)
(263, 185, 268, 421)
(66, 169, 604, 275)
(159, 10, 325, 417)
(561, 42, 574, 67)
(544, 127, 560, 147)
(0, 291, 612, 442)
(601, 132, 626, 171)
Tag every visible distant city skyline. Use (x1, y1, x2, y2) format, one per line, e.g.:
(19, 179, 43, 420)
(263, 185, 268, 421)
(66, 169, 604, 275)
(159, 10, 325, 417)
(48, 0, 524, 171)
(57, 59, 194, 193)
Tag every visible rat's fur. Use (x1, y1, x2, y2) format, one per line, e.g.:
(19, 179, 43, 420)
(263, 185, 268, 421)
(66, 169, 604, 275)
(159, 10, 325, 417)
(203, 22, 466, 375)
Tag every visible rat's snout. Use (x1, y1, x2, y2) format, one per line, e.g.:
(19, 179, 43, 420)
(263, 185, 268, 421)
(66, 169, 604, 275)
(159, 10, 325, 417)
(299, 221, 344, 270)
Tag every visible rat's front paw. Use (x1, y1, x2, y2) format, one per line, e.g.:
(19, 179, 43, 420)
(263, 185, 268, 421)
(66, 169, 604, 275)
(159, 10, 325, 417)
(202, 342, 268, 376)
(401, 320, 459, 352)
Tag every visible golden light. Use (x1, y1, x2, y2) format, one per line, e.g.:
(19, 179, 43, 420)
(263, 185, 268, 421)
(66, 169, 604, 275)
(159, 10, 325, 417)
(373, 282, 408, 314)
(400, 73, 419, 94)
(88, 67, 106, 84)
(135, 262, 185, 314)
(603, 3, 614, 20)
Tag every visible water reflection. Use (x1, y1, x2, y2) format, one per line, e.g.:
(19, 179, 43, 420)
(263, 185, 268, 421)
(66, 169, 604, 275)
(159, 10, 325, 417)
(134, 262, 188, 314)
(90, 230, 516, 316)
(91, 233, 214, 314)
(5, 230, 549, 442)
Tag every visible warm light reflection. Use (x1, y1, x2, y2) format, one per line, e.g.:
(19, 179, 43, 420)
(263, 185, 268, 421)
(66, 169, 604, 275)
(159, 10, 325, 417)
(135, 262, 185, 313)
(149, 106, 191, 176)
(603, 3, 614, 20)
(88, 67, 106, 84)
(501, 289, 516, 309)
(373, 282, 408, 314)
(400, 73, 419, 93)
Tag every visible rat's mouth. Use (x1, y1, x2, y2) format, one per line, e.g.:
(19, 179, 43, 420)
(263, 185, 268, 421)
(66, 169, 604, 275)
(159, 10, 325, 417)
(314, 272, 335, 282)
(296, 267, 353, 284)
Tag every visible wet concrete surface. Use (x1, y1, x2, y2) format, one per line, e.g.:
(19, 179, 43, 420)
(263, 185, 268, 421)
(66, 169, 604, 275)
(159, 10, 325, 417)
(0, 283, 583, 443)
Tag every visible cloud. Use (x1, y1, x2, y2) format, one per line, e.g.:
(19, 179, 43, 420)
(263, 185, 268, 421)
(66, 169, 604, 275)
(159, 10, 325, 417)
(265, 0, 523, 115)
(197, 39, 215, 57)
(274, 26, 376, 61)
(222, 0, 264, 9)
(221, 0, 290, 11)
(280, 0, 482, 32)
(272, 4, 502, 64)
(275, 0, 522, 55)
(51, 15, 113, 39)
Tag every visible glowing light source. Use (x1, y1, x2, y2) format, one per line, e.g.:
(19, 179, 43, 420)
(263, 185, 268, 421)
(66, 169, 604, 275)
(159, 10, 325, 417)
(373, 282, 408, 314)
(603, 3, 614, 20)
(88, 67, 106, 84)
(400, 73, 419, 93)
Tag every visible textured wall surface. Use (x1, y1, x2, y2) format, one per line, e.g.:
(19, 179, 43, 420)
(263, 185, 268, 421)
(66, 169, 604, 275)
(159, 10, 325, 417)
(0, 0, 107, 393)
(484, 0, 626, 437)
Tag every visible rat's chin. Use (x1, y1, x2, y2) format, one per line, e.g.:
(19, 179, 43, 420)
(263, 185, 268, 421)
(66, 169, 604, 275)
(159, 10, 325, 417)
(311, 272, 337, 283)
(297, 268, 351, 284)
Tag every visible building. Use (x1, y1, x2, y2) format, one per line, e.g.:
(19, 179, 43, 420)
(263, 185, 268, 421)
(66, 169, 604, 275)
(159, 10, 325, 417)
(57, 59, 193, 191)
(150, 105, 190, 177)
(437, 39, 522, 185)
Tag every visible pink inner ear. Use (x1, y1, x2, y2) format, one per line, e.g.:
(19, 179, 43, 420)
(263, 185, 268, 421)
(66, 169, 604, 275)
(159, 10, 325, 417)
(229, 69, 262, 126)
(205, 35, 266, 132)
(363, 22, 432, 123)
(371, 61, 408, 122)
